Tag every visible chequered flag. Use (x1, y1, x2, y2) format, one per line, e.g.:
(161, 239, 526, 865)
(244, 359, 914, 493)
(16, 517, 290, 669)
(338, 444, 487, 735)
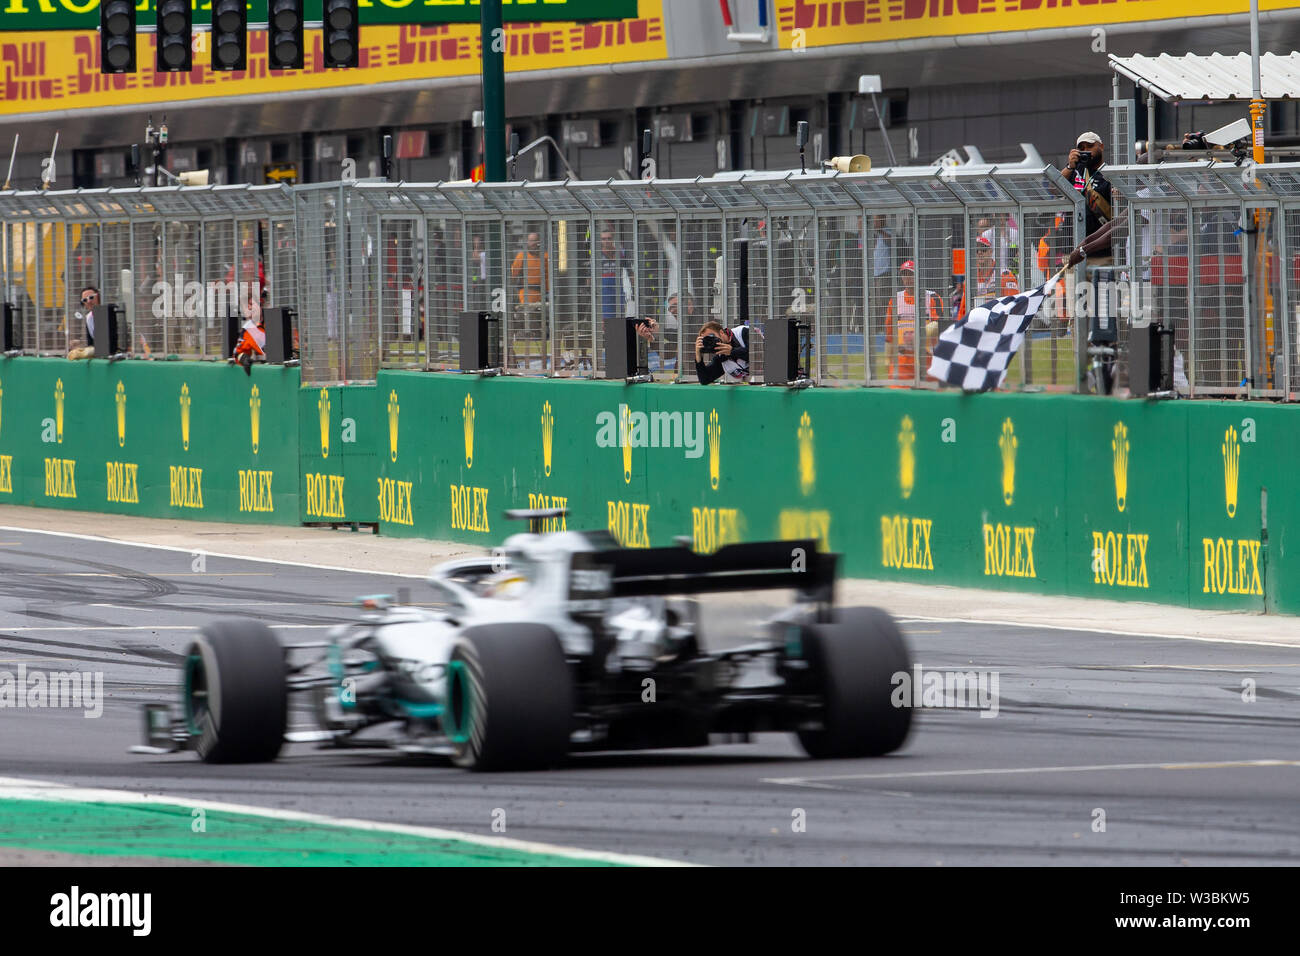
(927, 282, 1054, 392)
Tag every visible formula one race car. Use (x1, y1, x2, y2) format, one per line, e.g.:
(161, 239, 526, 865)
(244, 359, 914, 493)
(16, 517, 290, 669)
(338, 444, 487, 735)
(135, 511, 913, 770)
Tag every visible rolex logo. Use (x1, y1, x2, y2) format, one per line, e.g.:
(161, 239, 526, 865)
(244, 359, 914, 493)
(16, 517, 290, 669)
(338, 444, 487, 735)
(115, 381, 127, 448)
(999, 417, 1017, 506)
(798, 411, 815, 496)
(708, 409, 721, 491)
(54, 378, 65, 444)
(899, 415, 916, 499)
(318, 389, 331, 460)
(541, 401, 554, 478)
(1223, 424, 1240, 519)
(179, 383, 191, 451)
(1112, 422, 1129, 513)
(387, 390, 399, 463)
(463, 394, 475, 469)
(620, 404, 632, 484)
(249, 384, 261, 456)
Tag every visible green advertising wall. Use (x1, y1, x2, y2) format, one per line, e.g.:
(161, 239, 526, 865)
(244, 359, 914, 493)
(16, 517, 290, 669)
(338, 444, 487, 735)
(0, 355, 1291, 618)
(298, 384, 380, 525)
(373, 370, 1291, 615)
(0, 357, 300, 525)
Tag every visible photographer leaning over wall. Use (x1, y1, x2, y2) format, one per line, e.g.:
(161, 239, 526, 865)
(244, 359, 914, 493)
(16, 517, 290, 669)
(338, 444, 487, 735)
(694, 321, 750, 384)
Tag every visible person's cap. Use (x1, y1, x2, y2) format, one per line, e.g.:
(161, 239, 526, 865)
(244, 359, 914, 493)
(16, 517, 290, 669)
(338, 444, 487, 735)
(976, 232, 993, 248)
(1076, 131, 1102, 146)
(899, 259, 915, 272)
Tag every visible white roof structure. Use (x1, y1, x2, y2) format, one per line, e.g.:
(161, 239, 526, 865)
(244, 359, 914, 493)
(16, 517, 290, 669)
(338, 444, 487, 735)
(1108, 52, 1300, 102)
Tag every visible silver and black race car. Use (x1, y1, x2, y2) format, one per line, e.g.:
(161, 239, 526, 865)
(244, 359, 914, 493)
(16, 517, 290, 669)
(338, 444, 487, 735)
(135, 510, 913, 771)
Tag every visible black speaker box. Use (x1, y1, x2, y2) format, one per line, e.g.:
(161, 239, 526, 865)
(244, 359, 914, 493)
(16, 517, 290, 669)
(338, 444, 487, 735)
(764, 317, 801, 384)
(225, 312, 241, 358)
(263, 307, 296, 364)
(459, 311, 500, 371)
(2, 303, 18, 352)
(603, 317, 645, 379)
(93, 304, 123, 357)
(1129, 322, 1175, 396)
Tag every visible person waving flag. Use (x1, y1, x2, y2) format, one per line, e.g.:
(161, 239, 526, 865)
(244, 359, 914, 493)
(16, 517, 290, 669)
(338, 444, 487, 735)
(927, 269, 1065, 392)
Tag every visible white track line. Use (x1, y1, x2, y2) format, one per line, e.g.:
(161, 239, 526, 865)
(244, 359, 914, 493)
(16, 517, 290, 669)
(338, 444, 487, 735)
(0, 624, 331, 632)
(763, 758, 1300, 789)
(897, 613, 1300, 649)
(0, 525, 430, 579)
(0, 775, 692, 867)
(6, 524, 1299, 648)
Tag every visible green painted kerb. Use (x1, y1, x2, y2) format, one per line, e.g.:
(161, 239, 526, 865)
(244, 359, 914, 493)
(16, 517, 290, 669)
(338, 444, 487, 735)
(0, 799, 622, 867)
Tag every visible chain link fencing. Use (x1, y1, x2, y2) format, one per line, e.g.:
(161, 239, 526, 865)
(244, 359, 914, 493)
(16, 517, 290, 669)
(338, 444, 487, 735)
(6, 163, 1298, 397)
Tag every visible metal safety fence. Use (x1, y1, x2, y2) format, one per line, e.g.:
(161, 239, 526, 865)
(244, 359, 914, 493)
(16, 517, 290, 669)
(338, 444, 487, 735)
(4, 163, 1299, 397)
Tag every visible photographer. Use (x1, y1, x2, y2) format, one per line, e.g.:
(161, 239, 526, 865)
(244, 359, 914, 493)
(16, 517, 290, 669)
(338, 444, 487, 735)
(1063, 132, 1113, 263)
(694, 321, 749, 384)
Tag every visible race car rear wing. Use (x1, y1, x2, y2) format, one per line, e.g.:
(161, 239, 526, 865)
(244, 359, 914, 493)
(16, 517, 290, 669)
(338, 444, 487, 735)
(575, 539, 837, 603)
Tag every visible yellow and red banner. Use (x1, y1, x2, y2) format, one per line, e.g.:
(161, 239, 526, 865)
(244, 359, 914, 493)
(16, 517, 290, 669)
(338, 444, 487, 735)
(0, 1, 664, 114)
(777, 0, 1295, 48)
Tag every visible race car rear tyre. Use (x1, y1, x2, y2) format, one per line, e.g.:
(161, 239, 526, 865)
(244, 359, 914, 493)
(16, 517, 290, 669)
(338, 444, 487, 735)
(796, 607, 912, 759)
(183, 619, 287, 764)
(444, 624, 573, 772)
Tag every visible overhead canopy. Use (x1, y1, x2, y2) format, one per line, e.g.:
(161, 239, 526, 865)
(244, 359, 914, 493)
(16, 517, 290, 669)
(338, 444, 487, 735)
(1109, 52, 1300, 102)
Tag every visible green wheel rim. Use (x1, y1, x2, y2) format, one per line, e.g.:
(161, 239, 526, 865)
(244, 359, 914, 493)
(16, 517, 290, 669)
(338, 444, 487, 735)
(444, 659, 472, 745)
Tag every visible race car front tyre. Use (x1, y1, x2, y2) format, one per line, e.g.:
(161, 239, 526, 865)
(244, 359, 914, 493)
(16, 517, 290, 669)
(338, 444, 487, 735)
(444, 624, 573, 771)
(184, 619, 288, 764)
(796, 606, 912, 759)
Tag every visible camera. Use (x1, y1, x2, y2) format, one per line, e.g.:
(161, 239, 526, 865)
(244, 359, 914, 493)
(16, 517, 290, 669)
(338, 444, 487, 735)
(1075, 151, 1093, 171)
(700, 334, 719, 355)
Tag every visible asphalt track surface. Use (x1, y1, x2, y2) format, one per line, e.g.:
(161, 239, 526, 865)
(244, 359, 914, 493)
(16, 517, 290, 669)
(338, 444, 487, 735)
(1, 528, 1298, 866)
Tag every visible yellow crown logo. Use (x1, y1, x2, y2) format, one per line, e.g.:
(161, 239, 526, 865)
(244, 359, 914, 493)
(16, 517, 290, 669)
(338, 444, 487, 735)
(463, 394, 475, 468)
(999, 417, 1017, 506)
(250, 384, 261, 455)
(318, 388, 331, 460)
(899, 415, 916, 499)
(620, 405, 632, 484)
(1223, 424, 1240, 519)
(179, 383, 191, 451)
(1112, 422, 1129, 513)
(54, 378, 65, 444)
(115, 381, 127, 448)
(798, 411, 815, 496)
(708, 409, 721, 491)
(541, 400, 554, 478)
(387, 390, 399, 463)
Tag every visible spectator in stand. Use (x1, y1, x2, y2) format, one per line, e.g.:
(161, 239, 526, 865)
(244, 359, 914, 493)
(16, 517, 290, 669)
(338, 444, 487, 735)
(510, 231, 547, 307)
(885, 260, 941, 382)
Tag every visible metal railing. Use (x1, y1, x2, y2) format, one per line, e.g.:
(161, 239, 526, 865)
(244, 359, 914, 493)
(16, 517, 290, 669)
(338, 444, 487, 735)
(4, 162, 1298, 397)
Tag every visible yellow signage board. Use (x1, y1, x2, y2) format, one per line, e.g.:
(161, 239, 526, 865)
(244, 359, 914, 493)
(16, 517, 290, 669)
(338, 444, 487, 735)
(0, 2, 665, 116)
(776, 0, 1294, 48)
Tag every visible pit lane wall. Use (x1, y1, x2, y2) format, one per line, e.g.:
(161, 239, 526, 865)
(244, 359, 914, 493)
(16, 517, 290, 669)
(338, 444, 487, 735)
(375, 371, 1291, 615)
(0, 358, 1289, 616)
(0, 357, 301, 525)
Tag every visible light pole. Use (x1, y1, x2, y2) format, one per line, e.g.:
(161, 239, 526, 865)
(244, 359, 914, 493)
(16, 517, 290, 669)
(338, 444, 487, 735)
(480, 0, 507, 184)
